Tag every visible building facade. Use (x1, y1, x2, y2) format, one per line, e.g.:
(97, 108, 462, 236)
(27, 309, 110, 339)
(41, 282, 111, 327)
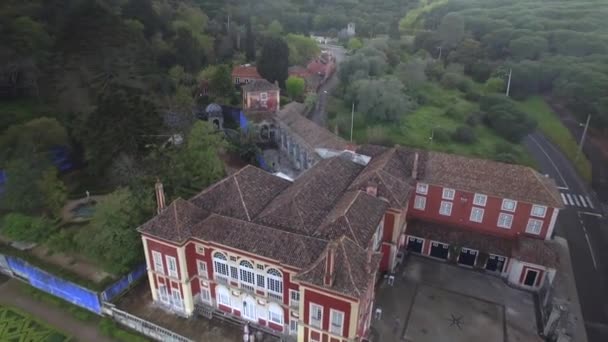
(138, 145, 563, 341)
(242, 79, 280, 113)
(232, 65, 263, 85)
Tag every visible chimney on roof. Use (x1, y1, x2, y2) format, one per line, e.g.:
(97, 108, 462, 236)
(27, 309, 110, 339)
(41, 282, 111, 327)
(412, 152, 419, 180)
(366, 181, 378, 197)
(324, 243, 336, 287)
(155, 179, 166, 214)
(345, 143, 356, 152)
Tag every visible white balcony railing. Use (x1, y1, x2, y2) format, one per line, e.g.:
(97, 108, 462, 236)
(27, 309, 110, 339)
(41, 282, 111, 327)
(268, 291, 283, 302)
(215, 274, 229, 285)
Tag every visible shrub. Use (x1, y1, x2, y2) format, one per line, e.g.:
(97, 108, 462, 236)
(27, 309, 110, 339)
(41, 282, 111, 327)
(0, 213, 53, 243)
(366, 126, 393, 146)
(464, 89, 481, 102)
(452, 126, 477, 144)
(444, 106, 467, 120)
(440, 72, 472, 93)
(466, 112, 483, 126)
(432, 127, 451, 143)
(47, 229, 77, 253)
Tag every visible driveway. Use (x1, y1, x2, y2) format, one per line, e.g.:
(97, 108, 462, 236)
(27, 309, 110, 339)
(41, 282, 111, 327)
(309, 44, 346, 126)
(372, 256, 541, 342)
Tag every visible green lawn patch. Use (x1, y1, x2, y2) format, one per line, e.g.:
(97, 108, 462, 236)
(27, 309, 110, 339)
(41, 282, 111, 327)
(0, 304, 71, 341)
(517, 96, 592, 182)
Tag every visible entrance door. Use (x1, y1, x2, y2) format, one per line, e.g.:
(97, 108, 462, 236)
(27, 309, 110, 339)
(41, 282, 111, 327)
(524, 269, 539, 286)
(458, 248, 478, 267)
(429, 242, 449, 259)
(242, 296, 256, 321)
(485, 255, 506, 273)
(407, 237, 423, 254)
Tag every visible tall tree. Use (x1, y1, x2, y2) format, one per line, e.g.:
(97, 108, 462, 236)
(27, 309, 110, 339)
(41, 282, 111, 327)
(286, 76, 305, 100)
(438, 13, 465, 49)
(257, 36, 289, 88)
(245, 17, 256, 62)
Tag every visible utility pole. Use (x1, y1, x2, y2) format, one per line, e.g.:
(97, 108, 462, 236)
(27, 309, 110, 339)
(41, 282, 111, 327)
(437, 46, 442, 60)
(505, 68, 512, 97)
(350, 102, 355, 142)
(576, 114, 591, 161)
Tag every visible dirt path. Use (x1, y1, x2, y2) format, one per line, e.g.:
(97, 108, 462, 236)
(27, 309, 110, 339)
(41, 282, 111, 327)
(0, 278, 115, 342)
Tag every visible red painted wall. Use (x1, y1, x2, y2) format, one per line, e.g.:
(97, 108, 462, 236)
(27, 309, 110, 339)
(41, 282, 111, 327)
(303, 287, 352, 338)
(382, 213, 395, 242)
(379, 244, 391, 272)
(407, 184, 555, 239)
(145, 237, 181, 282)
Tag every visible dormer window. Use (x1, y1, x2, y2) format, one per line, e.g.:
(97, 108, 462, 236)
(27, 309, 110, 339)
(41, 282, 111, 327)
(442, 188, 455, 200)
(501, 199, 517, 212)
(416, 183, 428, 195)
(531, 205, 547, 218)
(473, 194, 487, 207)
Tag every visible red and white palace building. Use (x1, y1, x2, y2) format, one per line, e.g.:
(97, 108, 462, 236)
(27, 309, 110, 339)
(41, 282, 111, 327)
(138, 144, 563, 342)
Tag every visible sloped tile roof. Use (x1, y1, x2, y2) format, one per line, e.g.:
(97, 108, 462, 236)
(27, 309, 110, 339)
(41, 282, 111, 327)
(191, 215, 327, 269)
(190, 165, 291, 221)
(254, 156, 364, 235)
(295, 236, 381, 298)
(138, 198, 210, 244)
(420, 151, 564, 208)
(314, 191, 388, 247)
(512, 237, 558, 268)
(242, 79, 278, 92)
(277, 102, 347, 151)
(232, 65, 262, 79)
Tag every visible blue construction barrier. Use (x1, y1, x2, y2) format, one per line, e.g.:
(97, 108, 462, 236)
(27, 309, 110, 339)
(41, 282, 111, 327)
(256, 153, 270, 171)
(100, 263, 147, 302)
(6, 256, 102, 314)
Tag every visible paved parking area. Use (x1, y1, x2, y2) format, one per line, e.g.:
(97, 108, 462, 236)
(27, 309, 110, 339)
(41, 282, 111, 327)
(372, 256, 542, 342)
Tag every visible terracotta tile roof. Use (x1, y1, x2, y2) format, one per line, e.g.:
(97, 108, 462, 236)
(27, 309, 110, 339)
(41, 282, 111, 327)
(254, 156, 364, 235)
(315, 191, 389, 247)
(242, 79, 279, 92)
(349, 147, 417, 208)
(512, 237, 558, 268)
(288, 66, 312, 78)
(421, 151, 564, 208)
(232, 65, 262, 79)
(295, 236, 381, 298)
(407, 220, 514, 256)
(190, 165, 291, 221)
(277, 102, 347, 151)
(192, 215, 327, 269)
(356, 144, 390, 158)
(137, 198, 210, 244)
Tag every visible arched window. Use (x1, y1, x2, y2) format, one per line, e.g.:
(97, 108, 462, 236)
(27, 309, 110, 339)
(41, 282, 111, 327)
(216, 285, 231, 308)
(268, 302, 284, 325)
(239, 260, 255, 288)
(213, 252, 229, 278)
(267, 268, 283, 295)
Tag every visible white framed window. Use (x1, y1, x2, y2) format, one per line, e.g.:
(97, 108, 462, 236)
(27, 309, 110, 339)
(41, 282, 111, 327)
(170, 288, 183, 310)
(531, 205, 547, 218)
(473, 193, 487, 207)
(501, 199, 517, 212)
(268, 303, 283, 324)
(213, 252, 229, 279)
(260, 92, 268, 100)
(442, 188, 455, 200)
(372, 222, 383, 251)
(166, 256, 178, 278)
(239, 260, 256, 289)
(200, 287, 211, 303)
(217, 286, 231, 307)
(158, 283, 169, 303)
(230, 266, 238, 280)
(197, 260, 208, 278)
(235, 77, 240, 84)
(256, 274, 265, 288)
(289, 318, 298, 335)
(470, 207, 484, 223)
(195, 244, 205, 255)
(256, 264, 265, 270)
(289, 290, 300, 308)
(413, 195, 426, 210)
(152, 251, 164, 274)
(329, 309, 345, 336)
(310, 303, 323, 329)
(526, 219, 543, 235)
(497, 213, 514, 229)
(439, 201, 453, 216)
(416, 183, 428, 195)
(267, 268, 283, 296)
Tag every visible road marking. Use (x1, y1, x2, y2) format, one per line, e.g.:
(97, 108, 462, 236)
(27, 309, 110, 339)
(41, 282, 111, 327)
(566, 194, 574, 205)
(556, 186, 569, 190)
(580, 211, 603, 218)
(528, 135, 569, 189)
(578, 195, 588, 208)
(560, 193, 568, 205)
(586, 196, 595, 209)
(582, 226, 598, 270)
(573, 195, 581, 207)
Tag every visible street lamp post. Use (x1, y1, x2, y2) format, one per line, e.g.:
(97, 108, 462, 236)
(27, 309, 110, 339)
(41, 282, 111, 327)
(576, 114, 591, 161)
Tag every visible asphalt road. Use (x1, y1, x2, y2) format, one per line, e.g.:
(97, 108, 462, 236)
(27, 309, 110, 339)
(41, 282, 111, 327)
(309, 44, 346, 126)
(524, 131, 608, 342)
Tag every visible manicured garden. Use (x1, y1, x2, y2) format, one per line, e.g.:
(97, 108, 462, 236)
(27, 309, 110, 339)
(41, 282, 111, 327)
(0, 304, 71, 342)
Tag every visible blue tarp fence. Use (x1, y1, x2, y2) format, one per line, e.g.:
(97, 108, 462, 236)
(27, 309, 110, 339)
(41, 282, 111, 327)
(6, 256, 102, 314)
(4, 255, 147, 315)
(100, 263, 147, 302)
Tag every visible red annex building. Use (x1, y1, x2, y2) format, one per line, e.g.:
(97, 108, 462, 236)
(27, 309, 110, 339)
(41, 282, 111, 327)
(138, 145, 563, 341)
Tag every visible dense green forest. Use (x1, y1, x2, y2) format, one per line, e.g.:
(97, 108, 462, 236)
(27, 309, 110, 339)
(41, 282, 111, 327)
(411, 0, 608, 130)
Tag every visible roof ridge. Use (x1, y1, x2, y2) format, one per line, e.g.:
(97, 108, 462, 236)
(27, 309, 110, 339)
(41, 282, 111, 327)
(530, 168, 562, 206)
(190, 165, 252, 200)
(343, 216, 361, 246)
(376, 171, 401, 206)
(340, 240, 361, 297)
(173, 201, 180, 240)
(233, 176, 251, 221)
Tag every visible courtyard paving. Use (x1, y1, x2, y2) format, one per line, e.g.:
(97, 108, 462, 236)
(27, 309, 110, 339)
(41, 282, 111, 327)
(372, 255, 542, 342)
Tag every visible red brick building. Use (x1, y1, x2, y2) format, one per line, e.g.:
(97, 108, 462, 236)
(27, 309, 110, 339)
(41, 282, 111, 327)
(232, 65, 263, 85)
(242, 79, 280, 113)
(138, 145, 563, 341)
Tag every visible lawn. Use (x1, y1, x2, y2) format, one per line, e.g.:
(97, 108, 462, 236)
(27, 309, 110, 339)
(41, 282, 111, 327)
(516, 96, 593, 182)
(327, 84, 535, 167)
(0, 304, 71, 342)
